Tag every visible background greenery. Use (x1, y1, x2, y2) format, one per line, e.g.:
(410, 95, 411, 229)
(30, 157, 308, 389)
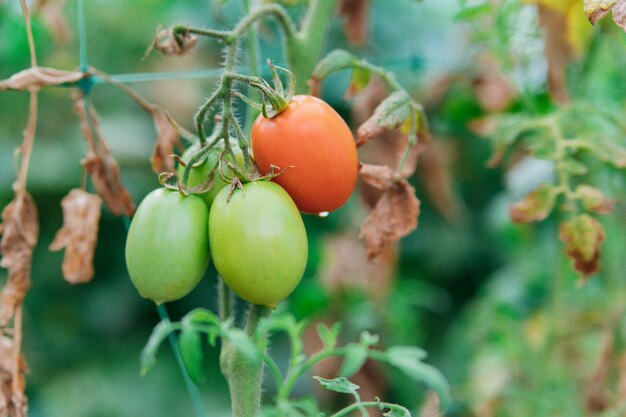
(1, 0, 625, 416)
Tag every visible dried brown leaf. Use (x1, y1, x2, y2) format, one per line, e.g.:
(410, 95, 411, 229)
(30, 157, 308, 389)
(150, 109, 180, 174)
(356, 91, 412, 147)
(0, 193, 39, 326)
(150, 27, 197, 57)
(585, 0, 626, 30)
(49, 189, 102, 284)
(538, 5, 572, 103)
(35, 0, 70, 43)
(509, 183, 558, 223)
(359, 163, 395, 190)
(359, 179, 420, 260)
(559, 214, 604, 281)
(0, 333, 28, 417)
(72, 92, 136, 217)
(473, 55, 516, 112)
(338, 0, 369, 46)
(418, 141, 462, 222)
(0, 67, 83, 91)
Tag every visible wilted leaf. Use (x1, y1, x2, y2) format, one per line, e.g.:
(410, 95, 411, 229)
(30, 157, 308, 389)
(575, 185, 613, 214)
(359, 179, 420, 260)
(0, 334, 28, 417)
(150, 109, 180, 174)
(345, 66, 371, 98)
(509, 183, 559, 223)
(0, 192, 39, 326)
(359, 163, 395, 190)
(149, 27, 197, 57)
(73, 92, 136, 217)
(357, 91, 412, 147)
(309, 49, 358, 96)
(418, 141, 462, 222)
(49, 189, 101, 284)
(537, 5, 572, 103)
(35, 0, 70, 43)
(339, 0, 369, 46)
(0, 67, 84, 91)
(584, 0, 626, 30)
(559, 214, 605, 280)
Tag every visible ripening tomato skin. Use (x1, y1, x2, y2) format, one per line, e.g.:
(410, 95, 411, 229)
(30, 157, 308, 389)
(251, 95, 358, 214)
(125, 188, 210, 304)
(209, 181, 308, 308)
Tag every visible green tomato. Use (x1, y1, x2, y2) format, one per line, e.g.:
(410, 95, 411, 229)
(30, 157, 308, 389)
(125, 188, 210, 304)
(178, 145, 244, 207)
(209, 181, 308, 308)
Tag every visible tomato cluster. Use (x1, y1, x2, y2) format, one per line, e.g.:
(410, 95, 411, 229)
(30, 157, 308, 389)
(125, 95, 357, 307)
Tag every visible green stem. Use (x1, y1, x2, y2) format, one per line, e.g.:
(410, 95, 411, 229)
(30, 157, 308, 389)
(286, 0, 337, 93)
(329, 401, 407, 417)
(278, 347, 348, 400)
(243, 0, 261, 133)
(221, 305, 271, 417)
(218, 278, 232, 322)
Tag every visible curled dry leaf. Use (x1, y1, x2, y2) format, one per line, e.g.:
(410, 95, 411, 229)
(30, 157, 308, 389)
(359, 173, 420, 260)
(73, 92, 135, 217)
(558, 214, 604, 281)
(150, 109, 180, 174)
(338, 0, 369, 46)
(49, 189, 102, 284)
(0, 192, 39, 326)
(356, 91, 412, 147)
(150, 27, 197, 57)
(0, 67, 84, 91)
(418, 141, 462, 222)
(0, 334, 28, 417)
(585, 0, 626, 30)
(509, 183, 558, 223)
(359, 163, 395, 190)
(35, 0, 70, 43)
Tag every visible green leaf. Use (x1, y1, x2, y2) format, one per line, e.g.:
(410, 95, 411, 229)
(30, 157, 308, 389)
(560, 159, 588, 176)
(357, 91, 412, 146)
(140, 319, 174, 377)
(382, 346, 450, 410)
(178, 326, 204, 385)
(182, 308, 220, 326)
(339, 343, 368, 378)
(310, 49, 358, 81)
(359, 331, 380, 348)
(346, 66, 371, 96)
(453, 3, 494, 21)
(221, 325, 260, 363)
(316, 322, 342, 350)
(383, 405, 412, 417)
(313, 376, 360, 395)
(589, 138, 626, 168)
(509, 183, 559, 223)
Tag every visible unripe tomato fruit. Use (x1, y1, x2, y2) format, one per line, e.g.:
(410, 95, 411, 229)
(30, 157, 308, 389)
(177, 146, 244, 208)
(125, 188, 210, 304)
(209, 181, 308, 308)
(251, 95, 358, 214)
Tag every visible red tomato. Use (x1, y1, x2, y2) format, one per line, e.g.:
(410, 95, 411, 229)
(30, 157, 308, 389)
(251, 95, 358, 214)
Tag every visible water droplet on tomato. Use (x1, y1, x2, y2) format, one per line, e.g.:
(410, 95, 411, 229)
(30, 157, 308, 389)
(318, 211, 329, 218)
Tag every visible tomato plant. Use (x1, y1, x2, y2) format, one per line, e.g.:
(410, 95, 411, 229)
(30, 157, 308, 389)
(251, 95, 359, 214)
(177, 145, 244, 207)
(125, 188, 210, 304)
(208, 181, 308, 308)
